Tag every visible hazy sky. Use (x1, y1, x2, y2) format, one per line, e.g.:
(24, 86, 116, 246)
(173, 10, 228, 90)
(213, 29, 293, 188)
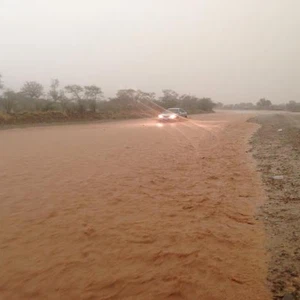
(1, 0, 299, 103)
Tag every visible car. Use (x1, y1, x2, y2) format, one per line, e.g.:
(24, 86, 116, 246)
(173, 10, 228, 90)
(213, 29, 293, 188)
(158, 108, 188, 121)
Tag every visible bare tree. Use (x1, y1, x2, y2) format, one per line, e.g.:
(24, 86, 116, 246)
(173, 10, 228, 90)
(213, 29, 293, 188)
(21, 81, 44, 99)
(83, 85, 103, 112)
(64, 85, 85, 113)
(2, 89, 16, 113)
(64, 85, 84, 100)
(48, 79, 61, 102)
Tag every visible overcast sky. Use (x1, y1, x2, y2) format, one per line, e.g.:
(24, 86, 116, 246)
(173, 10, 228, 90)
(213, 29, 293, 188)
(1, 0, 299, 103)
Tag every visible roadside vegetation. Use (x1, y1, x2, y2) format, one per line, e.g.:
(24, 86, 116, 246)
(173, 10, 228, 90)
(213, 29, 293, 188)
(0, 74, 215, 125)
(217, 98, 300, 112)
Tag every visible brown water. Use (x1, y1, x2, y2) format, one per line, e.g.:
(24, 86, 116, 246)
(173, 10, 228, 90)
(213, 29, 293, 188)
(0, 113, 271, 300)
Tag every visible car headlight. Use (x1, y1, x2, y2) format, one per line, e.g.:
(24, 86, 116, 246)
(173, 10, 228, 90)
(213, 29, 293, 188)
(158, 114, 163, 119)
(170, 114, 177, 119)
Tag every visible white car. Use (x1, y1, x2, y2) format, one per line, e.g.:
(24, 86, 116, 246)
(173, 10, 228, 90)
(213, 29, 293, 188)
(158, 108, 188, 121)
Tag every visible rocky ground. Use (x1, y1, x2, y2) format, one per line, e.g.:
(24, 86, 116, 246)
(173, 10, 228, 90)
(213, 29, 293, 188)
(250, 113, 300, 300)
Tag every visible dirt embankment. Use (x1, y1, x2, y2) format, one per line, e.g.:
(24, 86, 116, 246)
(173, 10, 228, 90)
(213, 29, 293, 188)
(250, 113, 300, 300)
(0, 109, 214, 128)
(0, 111, 150, 127)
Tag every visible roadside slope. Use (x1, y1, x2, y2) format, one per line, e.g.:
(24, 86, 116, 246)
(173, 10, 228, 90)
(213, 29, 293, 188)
(250, 113, 300, 300)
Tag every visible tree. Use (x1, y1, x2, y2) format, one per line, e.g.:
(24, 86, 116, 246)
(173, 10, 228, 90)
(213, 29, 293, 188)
(159, 89, 179, 108)
(59, 94, 70, 113)
(179, 94, 198, 111)
(223, 104, 235, 109)
(64, 85, 85, 113)
(21, 81, 44, 99)
(83, 85, 103, 112)
(116, 89, 137, 101)
(135, 90, 156, 106)
(256, 98, 272, 109)
(134, 90, 159, 116)
(108, 89, 158, 116)
(48, 79, 61, 102)
(286, 100, 300, 112)
(84, 85, 103, 100)
(112, 89, 138, 109)
(198, 98, 215, 112)
(64, 84, 84, 100)
(1, 89, 17, 113)
(233, 102, 255, 110)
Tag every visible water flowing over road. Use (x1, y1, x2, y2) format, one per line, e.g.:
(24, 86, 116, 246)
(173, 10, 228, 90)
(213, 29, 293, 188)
(0, 112, 271, 300)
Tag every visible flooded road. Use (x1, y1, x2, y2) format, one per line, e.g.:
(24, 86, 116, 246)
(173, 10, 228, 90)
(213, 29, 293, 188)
(0, 112, 271, 300)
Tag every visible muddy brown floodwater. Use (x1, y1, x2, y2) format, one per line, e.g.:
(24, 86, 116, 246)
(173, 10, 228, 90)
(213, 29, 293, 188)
(0, 112, 271, 300)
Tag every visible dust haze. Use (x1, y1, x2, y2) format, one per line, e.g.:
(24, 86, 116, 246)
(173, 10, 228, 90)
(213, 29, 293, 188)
(1, 2, 300, 300)
(1, 0, 300, 103)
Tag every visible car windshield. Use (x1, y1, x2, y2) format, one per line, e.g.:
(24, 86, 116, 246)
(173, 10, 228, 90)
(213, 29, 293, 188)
(167, 108, 179, 113)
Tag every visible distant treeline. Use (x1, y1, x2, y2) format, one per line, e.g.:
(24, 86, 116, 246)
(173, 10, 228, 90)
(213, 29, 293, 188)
(0, 75, 215, 121)
(216, 98, 300, 112)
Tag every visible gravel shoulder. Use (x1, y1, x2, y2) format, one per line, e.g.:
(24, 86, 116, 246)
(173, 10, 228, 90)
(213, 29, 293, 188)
(250, 113, 300, 300)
